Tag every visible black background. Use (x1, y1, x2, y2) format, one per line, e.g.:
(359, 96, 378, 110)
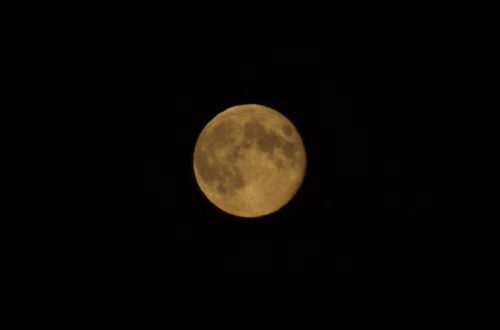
(18, 8, 492, 324)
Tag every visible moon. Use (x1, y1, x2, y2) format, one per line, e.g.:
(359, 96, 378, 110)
(193, 104, 307, 218)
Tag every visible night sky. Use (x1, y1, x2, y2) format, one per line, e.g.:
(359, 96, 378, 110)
(22, 10, 490, 324)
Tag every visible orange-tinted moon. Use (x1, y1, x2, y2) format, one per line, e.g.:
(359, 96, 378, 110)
(193, 104, 307, 218)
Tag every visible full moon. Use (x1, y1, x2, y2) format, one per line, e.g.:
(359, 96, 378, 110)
(193, 104, 307, 218)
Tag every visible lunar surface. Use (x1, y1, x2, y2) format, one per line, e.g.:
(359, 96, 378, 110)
(193, 104, 307, 218)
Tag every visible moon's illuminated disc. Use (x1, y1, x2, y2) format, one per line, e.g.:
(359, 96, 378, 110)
(193, 104, 307, 218)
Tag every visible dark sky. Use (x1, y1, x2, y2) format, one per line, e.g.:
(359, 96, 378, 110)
(22, 10, 490, 324)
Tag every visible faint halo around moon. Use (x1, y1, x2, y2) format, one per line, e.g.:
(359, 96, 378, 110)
(193, 104, 307, 218)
